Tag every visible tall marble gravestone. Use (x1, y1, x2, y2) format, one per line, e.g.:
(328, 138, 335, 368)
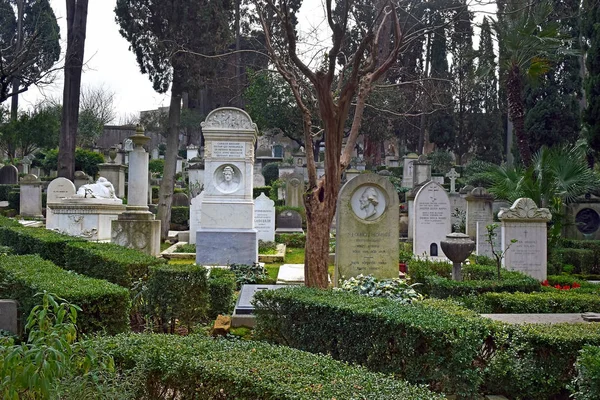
(0, 165, 18, 184)
(189, 192, 204, 245)
(401, 153, 418, 188)
(499, 198, 551, 281)
(465, 187, 494, 239)
(46, 178, 76, 228)
(254, 193, 275, 242)
(413, 181, 451, 258)
(196, 108, 258, 266)
(334, 173, 399, 284)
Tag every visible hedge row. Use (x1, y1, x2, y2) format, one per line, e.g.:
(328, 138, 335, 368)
(0, 184, 18, 201)
(207, 268, 236, 319)
(253, 287, 600, 399)
(0, 254, 130, 335)
(64, 241, 165, 287)
(559, 239, 600, 274)
(572, 345, 600, 400)
(275, 232, 306, 248)
(93, 333, 444, 400)
(254, 287, 492, 399)
(458, 290, 600, 313)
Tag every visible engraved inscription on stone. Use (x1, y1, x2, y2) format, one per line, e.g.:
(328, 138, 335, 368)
(213, 142, 245, 158)
(575, 208, 600, 234)
(350, 185, 386, 221)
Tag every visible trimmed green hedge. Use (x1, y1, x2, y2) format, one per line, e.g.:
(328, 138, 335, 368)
(94, 333, 444, 399)
(8, 189, 19, 212)
(254, 287, 492, 399)
(561, 248, 596, 274)
(170, 206, 189, 226)
(0, 215, 22, 228)
(0, 184, 18, 201)
(275, 233, 306, 248)
(0, 255, 130, 335)
(253, 186, 271, 198)
(572, 345, 600, 400)
(207, 268, 236, 319)
(458, 291, 600, 313)
(65, 241, 166, 287)
(0, 226, 85, 267)
(146, 264, 208, 332)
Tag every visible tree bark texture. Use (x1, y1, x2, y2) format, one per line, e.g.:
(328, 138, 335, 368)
(506, 65, 532, 167)
(157, 76, 182, 241)
(58, 0, 88, 180)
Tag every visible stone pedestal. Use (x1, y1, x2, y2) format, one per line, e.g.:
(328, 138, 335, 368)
(465, 187, 494, 239)
(98, 163, 127, 198)
(401, 153, 418, 188)
(412, 155, 431, 187)
(19, 174, 43, 218)
(196, 108, 258, 266)
(111, 126, 161, 256)
(73, 171, 91, 191)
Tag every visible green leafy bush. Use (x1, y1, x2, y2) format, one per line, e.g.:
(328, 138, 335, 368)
(42, 148, 105, 177)
(571, 345, 600, 400)
(458, 291, 600, 313)
(262, 162, 279, 186)
(170, 206, 189, 226)
(65, 241, 166, 287)
(207, 268, 236, 318)
(0, 184, 18, 201)
(254, 287, 492, 398)
(229, 263, 268, 290)
(275, 232, 306, 248)
(253, 186, 271, 198)
(93, 333, 444, 400)
(146, 264, 208, 333)
(8, 189, 19, 212)
(0, 255, 130, 334)
(335, 274, 423, 304)
(148, 159, 164, 175)
(559, 248, 597, 275)
(258, 240, 277, 254)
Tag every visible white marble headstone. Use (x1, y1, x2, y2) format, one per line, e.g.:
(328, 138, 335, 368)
(189, 192, 204, 245)
(413, 181, 451, 258)
(254, 193, 275, 242)
(46, 178, 76, 227)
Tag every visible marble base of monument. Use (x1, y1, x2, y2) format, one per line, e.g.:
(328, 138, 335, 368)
(196, 228, 258, 266)
(111, 209, 161, 256)
(47, 198, 126, 241)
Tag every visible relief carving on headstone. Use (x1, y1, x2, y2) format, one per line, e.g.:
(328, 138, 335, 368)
(214, 164, 241, 193)
(201, 108, 257, 130)
(350, 185, 386, 221)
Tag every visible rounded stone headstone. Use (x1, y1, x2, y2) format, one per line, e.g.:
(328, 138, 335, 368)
(0, 165, 18, 185)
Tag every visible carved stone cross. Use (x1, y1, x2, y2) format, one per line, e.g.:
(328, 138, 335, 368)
(445, 167, 460, 193)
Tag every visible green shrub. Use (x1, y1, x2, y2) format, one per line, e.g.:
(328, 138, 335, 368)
(65, 241, 166, 287)
(146, 264, 208, 333)
(174, 243, 195, 253)
(93, 333, 444, 400)
(407, 258, 452, 283)
(254, 287, 492, 398)
(262, 163, 279, 186)
(0, 215, 21, 228)
(388, 166, 403, 178)
(275, 232, 306, 248)
(258, 240, 277, 254)
(335, 274, 423, 304)
(229, 263, 268, 290)
(0, 255, 130, 334)
(39, 149, 103, 178)
(572, 345, 600, 400)
(170, 206, 189, 226)
(0, 226, 85, 266)
(8, 190, 19, 213)
(207, 268, 236, 318)
(560, 248, 597, 274)
(253, 186, 271, 198)
(457, 291, 600, 313)
(0, 184, 17, 201)
(148, 159, 164, 175)
(151, 185, 159, 200)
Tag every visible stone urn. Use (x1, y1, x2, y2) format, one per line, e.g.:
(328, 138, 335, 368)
(440, 233, 475, 281)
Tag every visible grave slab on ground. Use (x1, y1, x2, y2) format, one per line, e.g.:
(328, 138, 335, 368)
(232, 284, 289, 328)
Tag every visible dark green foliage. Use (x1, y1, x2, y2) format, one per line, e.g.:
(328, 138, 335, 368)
(207, 268, 236, 318)
(229, 263, 268, 290)
(0, 184, 18, 201)
(146, 264, 208, 333)
(170, 206, 189, 226)
(0, 226, 85, 266)
(560, 248, 597, 274)
(94, 333, 445, 399)
(0, 255, 129, 335)
(458, 291, 600, 313)
(388, 166, 403, 178)
(572, 345, 600, 400)
(7, 190, 19, 213)
(583, 0, 600, 161)
(275, 233, 306, 248)
(64, 241, 166, 287)
(0, 215, 22, 227)
(253, 186, 271, 198)
(254, 287, 491, 398)
(262, 163, 279, 186)
(41, 148, 105, 178)
(148, 159, 164, 175)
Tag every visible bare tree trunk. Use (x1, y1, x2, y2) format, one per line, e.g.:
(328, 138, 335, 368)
(506, 65, 532, 167)
(157, 76, 182, 241)
(58, 0, 89, 180)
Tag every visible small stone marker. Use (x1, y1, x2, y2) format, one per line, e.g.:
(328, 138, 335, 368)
(413, 181, 451, 258)
(0, 165, 18, 184)
(0, 299, 18, 335)
(189, 192, 204, 245)
(211, 315, 231, 336)
(465, 187, 494, 239)
(401, 153, 418, 188)
(445, 168, 460, 193)
(254, 193, 275, 242)
(277, 264, 305, 284)
(335, 173, 399, 283)
(275, 210, 303, 233)
(232, 284, 287, 328)
(498, 198, 551, 281)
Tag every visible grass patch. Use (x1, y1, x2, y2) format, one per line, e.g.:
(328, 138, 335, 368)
(285, 248, 305, 263)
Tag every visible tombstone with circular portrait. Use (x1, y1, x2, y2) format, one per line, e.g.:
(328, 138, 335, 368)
(334, 173, 399, 284)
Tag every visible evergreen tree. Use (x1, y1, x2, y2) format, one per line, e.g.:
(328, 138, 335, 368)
(582, 0, 600, 160)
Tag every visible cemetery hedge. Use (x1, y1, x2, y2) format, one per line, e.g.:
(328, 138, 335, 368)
(93, 333, 444, 400)
(146, 264, 208, 332)
(457, 291, 600, 313)
(65, 241, 166, 287)
(0, 184, 17, 201)
(7, 189, 19, 212)
(275, 232, 306, 248)
(0, 215, 22, 227)
(207, 268, 236, 318)
(0, 254, 130, 335)
(572, 345, 600, 400)
(253, 287, 493, 399)
(253, 287, 600, 399)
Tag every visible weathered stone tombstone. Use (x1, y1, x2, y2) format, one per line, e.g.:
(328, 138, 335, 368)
(335, 173, 399, 283)
(254, 193, 275, 242)
(465, 187, 494, 239)
(499, 198, 551, 281)
(275, 210, 303, 234)
(73, 170, 91, 191)
(0, 300, 18, 335)
(19, 174, 43, 218)
(196, 107, 258, 266)
(401, 153, 418, 188)
(0, 165, 18, 185)
(412, 155, 431, 187)
(413, 181, 451, 258)
(188, 192, 204, 245)
(98, 159, 127, 198)
(476, 221, 500, 258)
(445, 168, 460, 193)
(46, 177, 76, 228)
(151, 148, 159, 160)
(284, 173, 304, 207)
(186, 144, 199, 160)
(172, 192, 189, 207)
